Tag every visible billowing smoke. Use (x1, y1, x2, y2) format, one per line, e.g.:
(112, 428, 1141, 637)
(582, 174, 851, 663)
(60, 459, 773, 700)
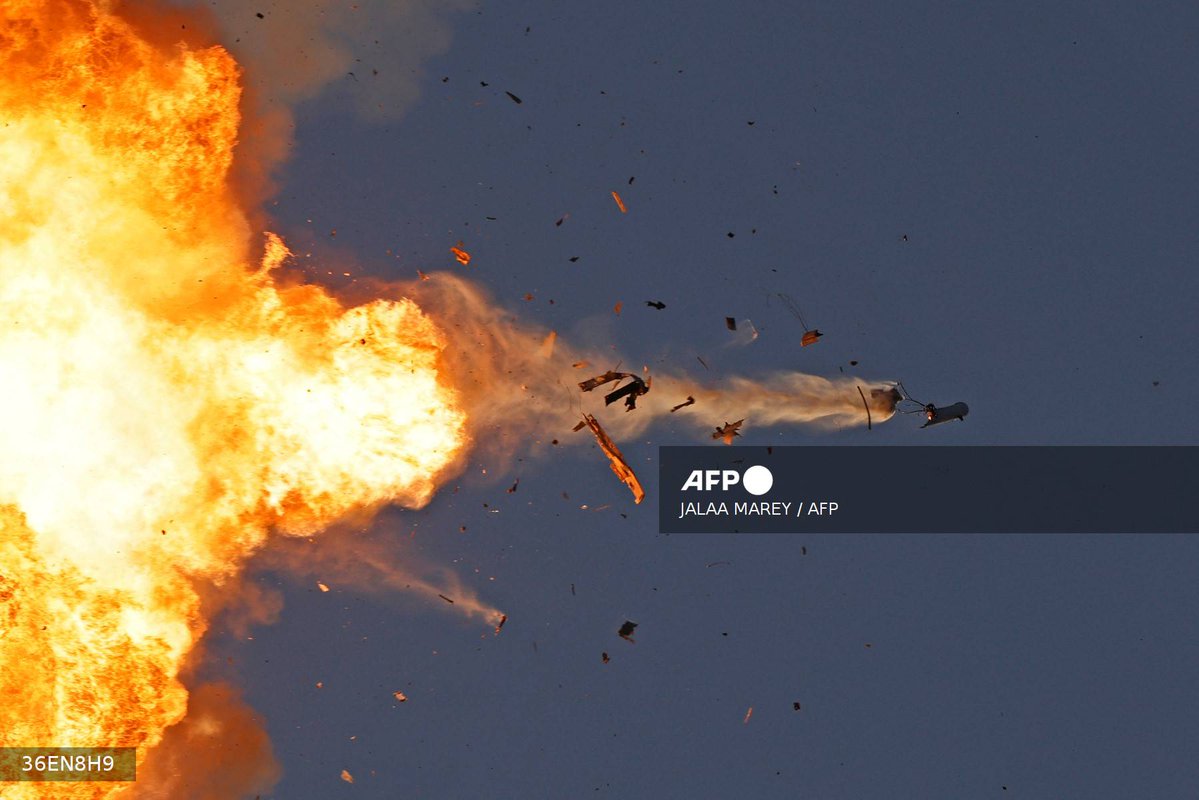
(405, 273, 899, 452)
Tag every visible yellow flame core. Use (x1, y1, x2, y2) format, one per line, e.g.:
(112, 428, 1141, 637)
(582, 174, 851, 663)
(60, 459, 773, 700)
(0, 2, 466, 792)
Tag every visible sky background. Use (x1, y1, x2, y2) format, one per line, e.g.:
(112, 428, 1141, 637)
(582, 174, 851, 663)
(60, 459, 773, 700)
(200, 1, 1198, 796)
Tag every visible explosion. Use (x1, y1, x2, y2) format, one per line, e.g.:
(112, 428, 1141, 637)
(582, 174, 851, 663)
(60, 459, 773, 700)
(1, 2, 466, 796)
(0, 2, 897, 797)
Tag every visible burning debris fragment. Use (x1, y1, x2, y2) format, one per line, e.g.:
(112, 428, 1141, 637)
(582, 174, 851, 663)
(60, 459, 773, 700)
(580, 414, 645, 503)
(618, 620, 638, 641)
(450, 243, 471, 265)
(712, 419, 744, 445)
(670, 396, 695, 413)
(611, 191, 628, 213)
(777, 293, 822, 345)
(494, 614, 507, 634)
(394, 691, 408, 703)
(578, 370, 650, 411)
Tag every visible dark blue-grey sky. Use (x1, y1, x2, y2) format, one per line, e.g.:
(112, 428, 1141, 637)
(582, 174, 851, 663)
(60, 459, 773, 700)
(204, 1, 1199, 796)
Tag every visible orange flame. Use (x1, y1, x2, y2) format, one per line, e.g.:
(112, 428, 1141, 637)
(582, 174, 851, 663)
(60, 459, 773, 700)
(0, 2, 467, 796)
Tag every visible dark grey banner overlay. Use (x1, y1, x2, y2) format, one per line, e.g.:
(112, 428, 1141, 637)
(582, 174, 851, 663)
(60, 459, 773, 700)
(658, 446, 1198, 533)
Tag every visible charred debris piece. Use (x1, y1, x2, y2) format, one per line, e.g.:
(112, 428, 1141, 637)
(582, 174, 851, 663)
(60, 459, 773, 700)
(645, 300, 666, 310)
(578, 369, 650, 411)
(618, 620, 638, 642)
(712, 419, 744, 445)
(670, 396, 695, 413)
(579, 414, 645, 504)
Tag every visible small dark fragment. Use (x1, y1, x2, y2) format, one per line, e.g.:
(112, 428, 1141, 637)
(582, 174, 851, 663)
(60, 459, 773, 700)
(793, 702, 801, 711)
(849, 360, 859, 366)
(628, 176, 635, 185)
(505, 91, 523, 104)
(569, 256, 580, 262)
(696, 355, 709, 370)
(507, 478, 520, 494)
(571, 583, 576, 596)
(601, 652, 610, 664)
(670, 396, 695, 413)
(572, 420, 587, 432)
(725, 317, 737, 331)
(437, 594, 455, 604)
(256, 12, 264, 18)
(604, 375, 649, 411)
(801, 545, 807, 555)
(480, 80, 489, 86)
(494, 614, 507, 634)
(618, 620, 638, 642)
(579, 370, 651, 412)
(645, 300, 666, 310)
(578, 370, 626, 392)
(556, 215, 566, 227)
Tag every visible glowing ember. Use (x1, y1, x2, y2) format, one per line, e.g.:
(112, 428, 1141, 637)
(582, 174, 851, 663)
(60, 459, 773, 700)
(0, 2, 466, 796)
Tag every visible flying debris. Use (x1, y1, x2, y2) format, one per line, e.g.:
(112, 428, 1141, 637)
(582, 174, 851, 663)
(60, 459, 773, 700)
(670, 396, 696, 413)
(450, 243, 471, 265)
(578, 370, 650, 411)
(618, 620, 638, 641)
(505, 90, 523, 104)
(725, 317, 737, 331)
(921, 402, 970, 428)
(646, 300, 666, 310)
(777, 292, 822, 346)
(601, 652, 611, 664)
(896, 383, 970, 429)
(437, 593, 455, 604)
(611, 191, 628, 213)
(580, 414, 646, 503)
(494, 614, 508, 634)
(712, 419, 744, 445)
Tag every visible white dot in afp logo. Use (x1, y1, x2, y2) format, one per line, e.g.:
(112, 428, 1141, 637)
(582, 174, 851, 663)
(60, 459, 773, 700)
(742, 465, 773, 496)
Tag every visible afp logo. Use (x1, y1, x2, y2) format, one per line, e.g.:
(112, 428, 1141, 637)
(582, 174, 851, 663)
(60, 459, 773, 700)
(680, 465, 773, 496)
